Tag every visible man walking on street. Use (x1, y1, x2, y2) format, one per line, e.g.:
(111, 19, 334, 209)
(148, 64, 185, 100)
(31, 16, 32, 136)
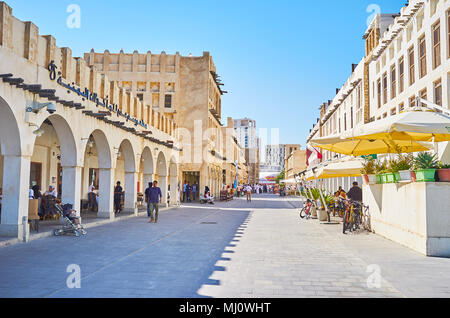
(245, 184, 253, 202)
(144, 182, 153, 218)
(114, 182, 123, 214)
(148, 181, 162, 223)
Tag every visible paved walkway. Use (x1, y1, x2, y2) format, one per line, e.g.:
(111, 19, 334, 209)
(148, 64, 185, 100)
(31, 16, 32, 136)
(0, 194, 449, 298)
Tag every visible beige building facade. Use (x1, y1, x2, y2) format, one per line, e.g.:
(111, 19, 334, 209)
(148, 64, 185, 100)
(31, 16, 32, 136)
(84, 48, 240, 198)
(0, 1, 180, 240)
(285, 149, 307, 180)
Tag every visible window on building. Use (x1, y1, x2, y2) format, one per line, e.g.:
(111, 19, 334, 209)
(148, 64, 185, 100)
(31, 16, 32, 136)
(434, 79, 442, 106)
(419, 88, 428, 106)
(164, 94, 172, 108)
(351, 107, 354, 129)
(399, 56, 405, 93)
(391, 108, 397, 116)
(432, 21, 441, 69)
(448, 10, 450, 58)
(408, 46, 415, 85)
(383, 112, 388, 119)
(391, 65, 397, 99)
(377, 79, 382, 108)
(344, 113, 347, 131)
(382, 72, 388, 104)
(418, 35, 427, 78)
(399, 103, 405, 112)
(409, 96, 416, 107)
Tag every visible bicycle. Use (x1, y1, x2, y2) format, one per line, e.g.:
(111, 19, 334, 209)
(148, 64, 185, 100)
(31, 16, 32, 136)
(343, 199, 369, 234)
(299, 199, 315, 220)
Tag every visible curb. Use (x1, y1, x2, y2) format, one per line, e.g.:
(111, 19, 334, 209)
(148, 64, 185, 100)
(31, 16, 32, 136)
(0, 206, 175, 249)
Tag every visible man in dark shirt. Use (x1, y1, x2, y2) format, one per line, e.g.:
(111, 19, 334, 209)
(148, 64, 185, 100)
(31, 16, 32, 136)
(148, 181, 162, 223)
(144, 182, 153, 218)
(347, 182, 363, 202)
(114, 182, 123, 214)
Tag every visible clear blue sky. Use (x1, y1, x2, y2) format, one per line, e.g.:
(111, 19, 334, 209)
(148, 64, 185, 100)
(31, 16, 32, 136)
(7, 0, 405, 147)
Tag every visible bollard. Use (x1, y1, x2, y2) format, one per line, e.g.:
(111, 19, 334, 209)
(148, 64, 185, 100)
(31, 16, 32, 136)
(22, 216, 29, 243)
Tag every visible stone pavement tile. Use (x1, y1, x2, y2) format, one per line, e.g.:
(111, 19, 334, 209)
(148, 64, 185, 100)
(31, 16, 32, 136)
(1, 195, 449, 298)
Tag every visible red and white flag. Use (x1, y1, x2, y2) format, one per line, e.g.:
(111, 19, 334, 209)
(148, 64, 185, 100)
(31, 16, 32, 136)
(306, 144, 323, 166)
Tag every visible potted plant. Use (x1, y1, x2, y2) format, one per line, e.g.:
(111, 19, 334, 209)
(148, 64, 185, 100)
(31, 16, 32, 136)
(437, 162, 450, 182)
(390, 154, 413, 182)
(315, 189, 329, 222)
(375, 160, 388, 184)
(361, 159, 377, 185)
(324, 193, 335, 222)
(386, 159, 398, 183)
(413, 152, 439, 182)
(309, 188, 321, 218)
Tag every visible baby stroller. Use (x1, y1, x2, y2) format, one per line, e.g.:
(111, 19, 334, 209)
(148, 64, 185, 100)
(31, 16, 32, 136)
(53, 204, 87, 237)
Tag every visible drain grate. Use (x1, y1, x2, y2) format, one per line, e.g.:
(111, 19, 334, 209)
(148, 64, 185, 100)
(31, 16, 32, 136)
(201, 222, 218, 225)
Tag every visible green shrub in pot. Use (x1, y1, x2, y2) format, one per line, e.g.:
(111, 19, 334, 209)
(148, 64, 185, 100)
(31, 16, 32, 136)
(414, 152, 439, 182)
(375, 160, 388, 184)
(391, 154, 413, 182)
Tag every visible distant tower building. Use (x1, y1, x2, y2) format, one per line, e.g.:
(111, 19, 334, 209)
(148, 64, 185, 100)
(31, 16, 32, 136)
(233, 118, 260, 184)
(233, 118, 258, 149)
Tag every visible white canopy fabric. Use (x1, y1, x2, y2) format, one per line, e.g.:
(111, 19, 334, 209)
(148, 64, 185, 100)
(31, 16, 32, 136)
(344, 109, 450, 142)
(281, 178, 297, 184)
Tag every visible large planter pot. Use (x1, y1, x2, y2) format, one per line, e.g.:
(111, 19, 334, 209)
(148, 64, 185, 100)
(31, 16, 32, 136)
(437, 169, 450, 182)
(379, 174, 387, 184)
(318, 208, 328, 222)
(415, 169, 436, 182)
(376, 174, 383, 184)
(311, 205, 318, 218)
(368, 174, 377, 185)
(386, 173, 396, 184)
(398, 170, 412, 182)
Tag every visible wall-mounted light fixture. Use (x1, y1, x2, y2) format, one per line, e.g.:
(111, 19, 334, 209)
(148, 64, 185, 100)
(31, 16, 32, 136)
(26, 101, 56, 114)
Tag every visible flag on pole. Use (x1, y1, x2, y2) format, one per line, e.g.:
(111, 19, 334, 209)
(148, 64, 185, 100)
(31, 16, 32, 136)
(306, 144, 323, 166)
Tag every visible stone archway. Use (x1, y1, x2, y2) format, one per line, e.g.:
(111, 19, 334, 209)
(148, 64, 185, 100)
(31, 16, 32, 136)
(156, 152, 168, 206)
(140, 147, 155, 193)
(81, 129, 113, 219)
(115, 139, 137, 214)
(168, 156, 178, 205)
(0, 97, 27, 238)
(30, 114, 79, 214)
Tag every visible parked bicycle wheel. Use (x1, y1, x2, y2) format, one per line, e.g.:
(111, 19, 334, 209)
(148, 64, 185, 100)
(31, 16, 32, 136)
(343, 206, 353, 234)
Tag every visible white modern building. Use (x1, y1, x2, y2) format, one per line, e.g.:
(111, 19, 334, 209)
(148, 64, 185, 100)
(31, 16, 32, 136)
(233, 118, 258, 149)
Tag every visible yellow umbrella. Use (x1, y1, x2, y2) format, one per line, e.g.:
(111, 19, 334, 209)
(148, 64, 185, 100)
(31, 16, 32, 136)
(310, 134, 430, 156)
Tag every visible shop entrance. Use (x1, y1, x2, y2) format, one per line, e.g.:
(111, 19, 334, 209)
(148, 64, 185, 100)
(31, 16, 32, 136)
(182, 171, 200, 201)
